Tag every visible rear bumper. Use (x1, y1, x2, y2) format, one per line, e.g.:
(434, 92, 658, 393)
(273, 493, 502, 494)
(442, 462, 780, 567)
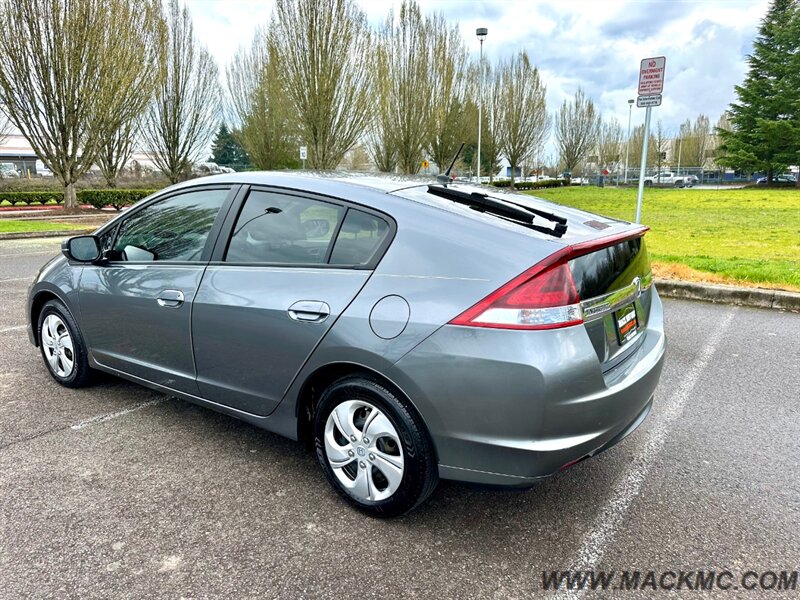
(389, 288, 667, 486)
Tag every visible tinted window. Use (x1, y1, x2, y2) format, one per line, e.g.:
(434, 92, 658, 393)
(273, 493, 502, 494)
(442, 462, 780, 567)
(113, 189, 228, 262)
(225, 191, 344, 264)
(569, 237, 649, 298)
(329, 209, 390, 266)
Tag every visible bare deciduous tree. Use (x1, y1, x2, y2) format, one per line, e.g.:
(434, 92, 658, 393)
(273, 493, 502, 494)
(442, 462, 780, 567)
(654, 120, 670, 180)
(0, 0, 164, 208)
(368, 53, 398, 173)
(478, 66, 504, 183)
(371, 1, 431, 174)
(597, 118, 623, 171)
(97, 120, 138, 188)
(426, 13, 469, 173)
(0, 109, 10, 146)
(142, 0, 220, 184)
(628, 123, 657, 170)
(497, 51, 548, 185)
(227, 27, 297, 169)
(555, 88, 600, 177)
(675, 114, 711, 168)
(275, 0, 374, 170)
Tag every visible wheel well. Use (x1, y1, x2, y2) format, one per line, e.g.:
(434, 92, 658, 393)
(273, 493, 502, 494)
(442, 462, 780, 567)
(29, 291, 59, 346)
(295, 363, 432, 454)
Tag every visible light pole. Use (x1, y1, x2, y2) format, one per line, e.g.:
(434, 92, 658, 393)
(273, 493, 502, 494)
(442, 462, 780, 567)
(623, 98, 634, 183)
(476, 27, 487, 183)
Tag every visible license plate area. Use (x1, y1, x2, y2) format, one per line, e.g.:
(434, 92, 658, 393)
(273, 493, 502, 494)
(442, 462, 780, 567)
(614, 303, 639, 345)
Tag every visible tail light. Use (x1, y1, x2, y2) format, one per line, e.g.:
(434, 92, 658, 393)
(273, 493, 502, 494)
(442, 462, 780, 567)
(450, 259, 582, 330)
(450, 227, 649, 331)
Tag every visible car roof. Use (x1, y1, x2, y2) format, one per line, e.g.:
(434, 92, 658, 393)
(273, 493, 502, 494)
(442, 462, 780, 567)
(165, 171, 633, 243)
(169, 171, 434, 195)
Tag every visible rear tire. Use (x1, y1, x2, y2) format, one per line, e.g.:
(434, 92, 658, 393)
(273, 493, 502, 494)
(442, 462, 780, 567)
(313, 375, 438, 517)
(38, 299, 94, 388)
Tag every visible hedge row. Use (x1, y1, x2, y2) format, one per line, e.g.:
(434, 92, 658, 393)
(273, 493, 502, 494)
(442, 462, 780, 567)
(490, 179, 564, 190)
(0, 191, 63, 205)
(0, 189, 157, 210)
(79, 189, 157, 210)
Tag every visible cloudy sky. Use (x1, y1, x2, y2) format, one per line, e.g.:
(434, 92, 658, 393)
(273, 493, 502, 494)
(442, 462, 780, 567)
(187, 0, 768, 155)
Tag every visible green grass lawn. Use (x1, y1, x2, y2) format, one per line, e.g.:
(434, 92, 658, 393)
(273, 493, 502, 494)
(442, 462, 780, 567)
(526, 186, 800, 289)
(0, 220, 89, 234)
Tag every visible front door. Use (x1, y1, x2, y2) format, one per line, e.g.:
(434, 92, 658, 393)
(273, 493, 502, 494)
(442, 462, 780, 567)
(79, 187, 233, 393)
(192, 188, 392, 416)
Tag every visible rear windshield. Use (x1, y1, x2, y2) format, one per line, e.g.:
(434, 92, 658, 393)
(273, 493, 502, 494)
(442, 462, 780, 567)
(568, 237, 650, 299)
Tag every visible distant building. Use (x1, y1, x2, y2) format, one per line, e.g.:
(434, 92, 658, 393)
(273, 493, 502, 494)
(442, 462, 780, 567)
(0, 134, 38, 177)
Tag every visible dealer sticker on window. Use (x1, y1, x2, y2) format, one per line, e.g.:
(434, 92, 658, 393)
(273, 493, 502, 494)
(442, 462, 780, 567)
(615, 304, 639, 345)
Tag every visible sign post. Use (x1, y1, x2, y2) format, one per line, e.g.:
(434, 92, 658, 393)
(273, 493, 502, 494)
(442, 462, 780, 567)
(299, 146, 307, 170)
(635, 57, 665, 223)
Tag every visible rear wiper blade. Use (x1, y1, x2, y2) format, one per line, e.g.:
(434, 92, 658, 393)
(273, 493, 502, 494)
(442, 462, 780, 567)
(427, 185, 568, 238)
(502, 199, 567, 226)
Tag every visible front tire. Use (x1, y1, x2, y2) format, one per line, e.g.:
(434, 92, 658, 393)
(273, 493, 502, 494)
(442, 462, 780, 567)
(313, 376, 438, 517)
(38, 299, 94, 388)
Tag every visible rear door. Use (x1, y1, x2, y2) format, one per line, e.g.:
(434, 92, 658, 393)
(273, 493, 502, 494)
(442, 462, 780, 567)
(191, 186, 393, 416)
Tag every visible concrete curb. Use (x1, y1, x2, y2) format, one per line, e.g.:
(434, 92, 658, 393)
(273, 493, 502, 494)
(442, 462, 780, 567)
(656, 279, 800, 312)
(0, 230, 91, 241)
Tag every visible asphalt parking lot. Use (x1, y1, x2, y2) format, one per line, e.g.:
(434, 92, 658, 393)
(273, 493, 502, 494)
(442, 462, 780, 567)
(1, 237, 798, 599)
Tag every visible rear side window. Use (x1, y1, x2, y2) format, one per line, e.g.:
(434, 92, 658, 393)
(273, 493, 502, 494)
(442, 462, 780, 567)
(113, 188, 228, 262)
(329, 209, 390, 266)
(225, 191, 344, 264)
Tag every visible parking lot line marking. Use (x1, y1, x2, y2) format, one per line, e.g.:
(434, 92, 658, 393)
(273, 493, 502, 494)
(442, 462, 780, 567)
(0, 325, 27, 333)
(70, 398, 166, 431)
(555, 309, 736, 599)
(0, 277, 31, 283)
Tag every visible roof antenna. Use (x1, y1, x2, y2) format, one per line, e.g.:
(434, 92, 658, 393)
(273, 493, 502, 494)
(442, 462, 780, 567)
(436, 142, 464, 186)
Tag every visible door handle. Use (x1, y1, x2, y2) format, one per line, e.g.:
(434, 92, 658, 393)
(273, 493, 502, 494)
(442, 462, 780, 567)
(288, 300, 330, 323)
(157, 289, 184, 308)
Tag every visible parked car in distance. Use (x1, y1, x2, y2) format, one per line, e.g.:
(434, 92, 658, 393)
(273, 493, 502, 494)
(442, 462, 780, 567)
(28, 173, 665, 516)
(35, 159, 54, 177)
(192, 162, 226, 176)
(642, 171, 694, 187)
(0, 162, 20, 178)
(756, 174, 796, 185)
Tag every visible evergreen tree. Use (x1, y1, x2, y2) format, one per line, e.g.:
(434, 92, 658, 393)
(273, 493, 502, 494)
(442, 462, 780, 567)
(718, 0, 800, 183)
(211, 123, 250, 167)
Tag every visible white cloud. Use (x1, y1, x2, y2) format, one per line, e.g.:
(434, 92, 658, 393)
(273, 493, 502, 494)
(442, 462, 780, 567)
(185, 0, 768, 147)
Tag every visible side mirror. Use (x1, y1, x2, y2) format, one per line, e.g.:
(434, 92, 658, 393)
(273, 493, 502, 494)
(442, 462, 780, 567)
(62, 235, 101, 263)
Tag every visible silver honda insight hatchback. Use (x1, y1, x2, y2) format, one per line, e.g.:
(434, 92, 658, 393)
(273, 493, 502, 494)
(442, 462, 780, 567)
(28, 173, 665, 516)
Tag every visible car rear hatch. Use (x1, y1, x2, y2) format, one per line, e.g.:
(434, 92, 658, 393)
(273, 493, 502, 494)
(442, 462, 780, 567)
(502, 195, 655, 370)
(429, 185, 654, 371)
(568, 231, 653, 370)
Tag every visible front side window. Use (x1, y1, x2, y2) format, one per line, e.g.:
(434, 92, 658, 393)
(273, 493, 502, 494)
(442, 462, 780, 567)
(225, 191, 344, 264)
(113, 189, 229, 262)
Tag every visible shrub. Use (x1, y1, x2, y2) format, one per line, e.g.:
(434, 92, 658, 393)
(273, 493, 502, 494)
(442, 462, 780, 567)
(490, 179, 563, 190)
(78, 189, 157, 210)
(0, 191, 64, 205)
